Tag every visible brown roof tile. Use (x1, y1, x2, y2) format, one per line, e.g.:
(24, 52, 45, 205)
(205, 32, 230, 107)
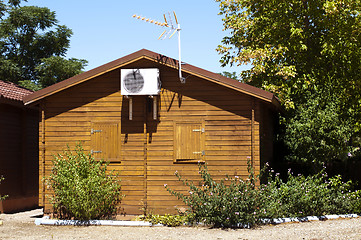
(23, 49, 280, 109)
(0, 80, 33, 101)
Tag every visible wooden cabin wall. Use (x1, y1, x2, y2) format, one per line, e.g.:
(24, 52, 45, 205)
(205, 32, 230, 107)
(0, 103, 38, 212)
(0, 104, 22, 198)
(40, 61, 262, 215)
(23, 108, 39, 201)
(145, 65, 261, 214)
(39, 71, 133, 212)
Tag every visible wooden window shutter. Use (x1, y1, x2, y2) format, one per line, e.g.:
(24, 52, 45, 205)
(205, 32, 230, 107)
(90, 122, 120, 162)
(174, 122, 205, 163)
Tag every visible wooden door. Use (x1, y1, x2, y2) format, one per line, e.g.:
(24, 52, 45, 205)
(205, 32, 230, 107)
(90, 122, 120, 162)
(174, 122, 205, 163)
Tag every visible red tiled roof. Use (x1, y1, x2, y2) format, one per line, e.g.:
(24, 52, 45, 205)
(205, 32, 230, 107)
(0, 80, 33, 101)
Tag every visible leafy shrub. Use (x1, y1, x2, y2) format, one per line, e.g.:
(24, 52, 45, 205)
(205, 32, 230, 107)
(259, 169, 328, 218)
(46, 143, 122, 220)
(259, 169, 361, 219)
(165, 162, 261, 228)
(138, 213, 187, 227)
(0, 176, 8, 201)
(326, 175, 360, 214)
(165, 162, 361, 228)
(350, 190, 361, 214)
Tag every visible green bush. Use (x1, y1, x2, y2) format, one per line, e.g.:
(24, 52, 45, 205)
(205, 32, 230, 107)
(165, 162, 261, 228)
(259, 169, 361, 219)
(0, 176, 8, 201)
(325, 175, 360, 215)
(46, 143, 122, 220)
(165, 162, 361, 228)
(259, 169, 328, 218)
(138, 213, 187, 227)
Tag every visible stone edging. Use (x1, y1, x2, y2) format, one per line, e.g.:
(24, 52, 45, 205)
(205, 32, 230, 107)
(34, 214, 359, 227)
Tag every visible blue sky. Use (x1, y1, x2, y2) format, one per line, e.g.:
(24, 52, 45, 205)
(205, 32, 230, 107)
(24, 0, 248, 75)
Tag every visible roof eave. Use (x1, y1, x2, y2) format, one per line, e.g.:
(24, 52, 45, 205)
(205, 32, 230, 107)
(24, 53, 148, 105)
(24, 49, 281, 110)
(141, 54, 278, 105)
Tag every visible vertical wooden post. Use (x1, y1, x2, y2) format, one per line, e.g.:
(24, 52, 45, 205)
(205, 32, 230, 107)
(40, 101, 46, 206)
(143, 97, 148, 207)
(129, 97, 133, 120)
(153, 96, 157, 120)
(251, 99, 255, 168)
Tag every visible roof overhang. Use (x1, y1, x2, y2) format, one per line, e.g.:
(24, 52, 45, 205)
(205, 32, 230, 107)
(23, 49, 281, 110)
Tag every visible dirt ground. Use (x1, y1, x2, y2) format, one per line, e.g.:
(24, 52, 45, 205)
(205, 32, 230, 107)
(0, 209, 360, 240)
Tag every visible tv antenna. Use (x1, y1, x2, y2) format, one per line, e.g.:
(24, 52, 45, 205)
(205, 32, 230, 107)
(133, 12, 186, 83)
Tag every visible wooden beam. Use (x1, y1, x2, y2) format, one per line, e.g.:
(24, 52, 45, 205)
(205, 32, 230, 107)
(129, 97, 133, 120)
(251, 99, 255, 168)
(143, 97, 148, 208)
(153, 96, 157, 120)
(41, 101, 46, 206)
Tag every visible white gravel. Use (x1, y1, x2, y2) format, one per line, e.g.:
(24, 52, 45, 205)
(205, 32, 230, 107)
(1, 209, 360, 240)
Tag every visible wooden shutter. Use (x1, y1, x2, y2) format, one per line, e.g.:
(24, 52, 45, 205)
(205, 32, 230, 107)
(174, 122, 204, 163)
(90, 122, 120, 162)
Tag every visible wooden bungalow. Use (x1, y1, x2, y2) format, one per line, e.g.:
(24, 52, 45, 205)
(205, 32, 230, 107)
(0, 80, 38, 213)
(24, 49, 280, 215)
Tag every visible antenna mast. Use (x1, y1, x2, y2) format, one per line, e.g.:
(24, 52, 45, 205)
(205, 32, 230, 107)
(133, 12, 186, 83)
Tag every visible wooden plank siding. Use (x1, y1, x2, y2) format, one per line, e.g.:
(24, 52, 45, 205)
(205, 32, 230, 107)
(39, 62, 265, 215)
(0, 103, 39, 213)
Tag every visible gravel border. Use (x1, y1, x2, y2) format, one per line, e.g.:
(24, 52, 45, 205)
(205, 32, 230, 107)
(34, 212, 360, 227)
(1, 209, 361, 240)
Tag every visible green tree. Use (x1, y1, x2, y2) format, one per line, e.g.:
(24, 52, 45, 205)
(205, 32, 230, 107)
(36, 56, 87, 88)
(216, 0, 361, 165)
(283, 91, 355, 163)
(219, 71, 240, 81)
(0, 0, 87, 90)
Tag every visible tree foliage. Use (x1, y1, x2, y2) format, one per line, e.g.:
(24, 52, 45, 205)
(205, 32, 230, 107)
(216, 0, 361, 165)
(283, 91, 355, 163)
(219, 71, 240, 81)
(36, 56, 87, 88)
(0, 0, 87, 90)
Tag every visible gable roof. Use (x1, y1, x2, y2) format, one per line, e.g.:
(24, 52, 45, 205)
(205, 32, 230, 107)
(23, 49, 280, 109)
(0, 80, 33, 102)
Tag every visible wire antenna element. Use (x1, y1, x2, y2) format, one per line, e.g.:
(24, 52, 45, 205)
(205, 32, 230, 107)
(133, 12, 186, 83)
